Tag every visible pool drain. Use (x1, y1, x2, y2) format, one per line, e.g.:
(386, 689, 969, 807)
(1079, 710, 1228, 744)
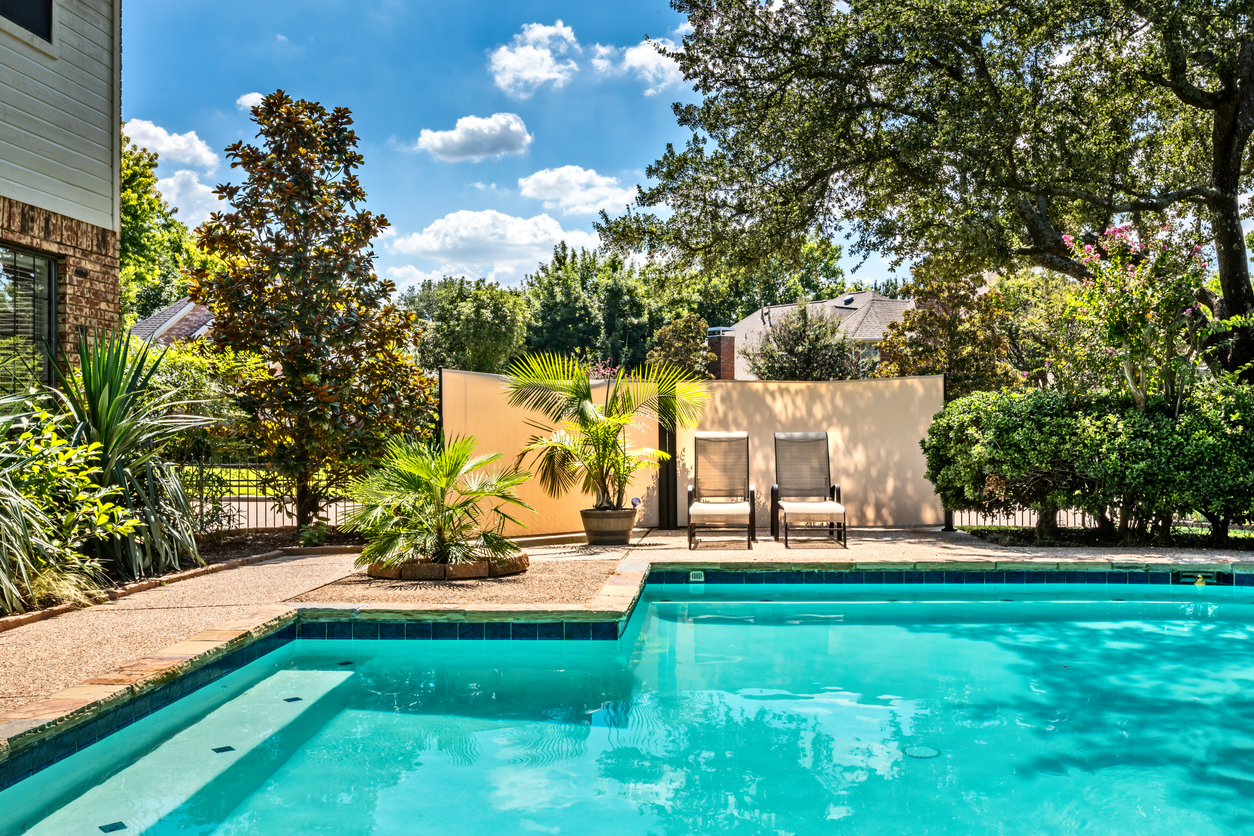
(904, 745, 941, 759)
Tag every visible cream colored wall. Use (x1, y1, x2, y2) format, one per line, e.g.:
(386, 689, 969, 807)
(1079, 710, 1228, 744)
(675, 376, 945, 527)
(440, 370, 661, 537)
(0, 0, 121, 231)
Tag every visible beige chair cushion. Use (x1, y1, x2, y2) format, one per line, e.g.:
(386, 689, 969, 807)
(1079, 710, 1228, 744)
(689, 501, 751, 524)
(779, 500, 846, 523)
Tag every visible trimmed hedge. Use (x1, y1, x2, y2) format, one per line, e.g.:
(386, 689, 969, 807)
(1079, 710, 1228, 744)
(922, 386, 1254, 540)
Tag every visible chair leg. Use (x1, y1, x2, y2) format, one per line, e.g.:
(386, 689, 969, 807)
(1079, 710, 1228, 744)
(688, 522, 695, 550)
(783, 517, 789, 549)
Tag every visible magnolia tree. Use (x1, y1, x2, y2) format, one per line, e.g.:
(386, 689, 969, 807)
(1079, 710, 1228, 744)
(191, 92, 436, 530)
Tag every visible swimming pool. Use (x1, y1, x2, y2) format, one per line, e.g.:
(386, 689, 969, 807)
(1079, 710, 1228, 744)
(4, 582, 1254, 834)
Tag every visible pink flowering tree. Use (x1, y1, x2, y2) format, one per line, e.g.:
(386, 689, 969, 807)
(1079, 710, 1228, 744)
(1066, 227, 1208, 411)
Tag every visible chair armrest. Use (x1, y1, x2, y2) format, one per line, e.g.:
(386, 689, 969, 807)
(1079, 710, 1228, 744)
(687, 485, 694, 507)
(832, 484, 841, 503)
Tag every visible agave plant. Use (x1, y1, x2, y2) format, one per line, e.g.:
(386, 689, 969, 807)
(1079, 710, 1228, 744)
(51, 331, 211, 579)
(343, 435, 532, 567)
(503, 353, 708, 510)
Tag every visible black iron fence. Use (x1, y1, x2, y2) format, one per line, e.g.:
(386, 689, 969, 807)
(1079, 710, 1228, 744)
(175, 462, 358, 533)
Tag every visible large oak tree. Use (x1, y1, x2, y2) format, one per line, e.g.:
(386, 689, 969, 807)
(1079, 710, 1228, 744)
(598, 0, 1254, 374)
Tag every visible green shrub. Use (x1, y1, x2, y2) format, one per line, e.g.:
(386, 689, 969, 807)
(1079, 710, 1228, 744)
(924, 385, 1254, 542)
(1174, 384, 1254, 540)
(922, 389, 1083, 535)
(0, 408, 137, 614)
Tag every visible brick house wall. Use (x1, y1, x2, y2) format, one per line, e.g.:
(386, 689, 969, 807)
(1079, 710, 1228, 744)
(0, 195, 120, 352)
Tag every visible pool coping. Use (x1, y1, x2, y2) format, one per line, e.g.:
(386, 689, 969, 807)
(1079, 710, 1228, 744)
(4, 551, 1254, 792)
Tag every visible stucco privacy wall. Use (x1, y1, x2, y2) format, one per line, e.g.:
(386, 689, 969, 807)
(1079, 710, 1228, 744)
(440, 369, 661, 537)
(675, 376, 946, 527)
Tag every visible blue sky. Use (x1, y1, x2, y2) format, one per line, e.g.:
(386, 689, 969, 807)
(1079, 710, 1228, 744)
(122, 0, 892, 291)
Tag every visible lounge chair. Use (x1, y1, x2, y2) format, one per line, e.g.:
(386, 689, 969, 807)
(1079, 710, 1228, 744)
(688, 431, 756, 550)
(771, 432, 847, 548)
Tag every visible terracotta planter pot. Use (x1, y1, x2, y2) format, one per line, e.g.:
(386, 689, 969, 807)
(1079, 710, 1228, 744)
(399, 562, 446, 581)
(580, 509, 637, 546)
(489, 551, 530, 577)
(366, 562, 402, 580)
(445, 560, 489, 579)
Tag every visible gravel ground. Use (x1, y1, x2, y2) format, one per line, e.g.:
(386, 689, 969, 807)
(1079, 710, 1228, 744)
(0, 552, 358, 711)
(291, 558, 619, 605)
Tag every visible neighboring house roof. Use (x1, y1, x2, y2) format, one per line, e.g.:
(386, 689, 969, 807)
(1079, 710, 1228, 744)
(130, 298, 214, 345)
(730, 290, 914, 380)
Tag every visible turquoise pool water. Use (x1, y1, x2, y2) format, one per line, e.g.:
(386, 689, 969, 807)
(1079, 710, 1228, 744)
(5, 584, 1254, 834)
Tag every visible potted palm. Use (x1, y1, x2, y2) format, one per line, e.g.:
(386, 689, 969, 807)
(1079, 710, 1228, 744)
(342, 435, 533, 580)
(504, 354, 708, 545)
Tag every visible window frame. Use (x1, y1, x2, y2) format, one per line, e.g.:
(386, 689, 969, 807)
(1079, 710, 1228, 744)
(0, 241, 59, 389)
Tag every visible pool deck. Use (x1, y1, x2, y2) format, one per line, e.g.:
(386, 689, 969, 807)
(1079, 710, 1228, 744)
(3, 526, 1254, 777)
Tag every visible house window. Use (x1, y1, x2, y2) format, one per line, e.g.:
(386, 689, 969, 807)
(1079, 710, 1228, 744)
(0, 0, 52, 42)
(0, 246, 56, 393)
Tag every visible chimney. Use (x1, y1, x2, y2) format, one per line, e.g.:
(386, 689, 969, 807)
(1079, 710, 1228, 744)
(707, 327, 736, 380)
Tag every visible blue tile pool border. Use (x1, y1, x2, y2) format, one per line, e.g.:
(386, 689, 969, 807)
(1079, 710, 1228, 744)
(645, 568, 1247, 587)
(294, 619, 619, 642)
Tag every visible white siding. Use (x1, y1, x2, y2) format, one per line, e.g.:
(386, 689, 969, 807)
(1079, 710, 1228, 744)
(0, 0, 120, 231)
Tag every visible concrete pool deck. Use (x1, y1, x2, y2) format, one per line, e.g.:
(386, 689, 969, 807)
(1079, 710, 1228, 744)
(4, 525, 1254, 782)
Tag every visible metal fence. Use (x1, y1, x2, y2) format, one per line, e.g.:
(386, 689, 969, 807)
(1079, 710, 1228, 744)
(952, 508, 1098, 529)
(176, 462, 357, 532)
(952, 508, 1234, 533)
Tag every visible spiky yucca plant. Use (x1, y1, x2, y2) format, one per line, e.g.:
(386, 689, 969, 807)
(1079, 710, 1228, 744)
(343, 435, 532, 567)
(503, 354, 708, 510)
(52, 331, 210, 579)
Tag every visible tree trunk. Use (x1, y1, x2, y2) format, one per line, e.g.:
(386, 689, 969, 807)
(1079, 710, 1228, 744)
(1034, 505, 1058, 539)
(1202, 512, 1230, 544)
(1208, 94, 1254, 377)
(295, 472, 318, 530)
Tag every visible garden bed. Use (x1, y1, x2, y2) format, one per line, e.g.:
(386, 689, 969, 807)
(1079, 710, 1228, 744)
(290, 559, 617, 606)
(197, 529, 366, 565)
(964, 526, 1254, 551)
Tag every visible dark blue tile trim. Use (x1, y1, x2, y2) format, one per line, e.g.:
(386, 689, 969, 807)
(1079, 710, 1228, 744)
(0, 621, 298, 793)
(643, 567, 1254, 588)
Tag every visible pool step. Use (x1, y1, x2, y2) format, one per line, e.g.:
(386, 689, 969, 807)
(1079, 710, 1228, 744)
(21, 669, 354, 836)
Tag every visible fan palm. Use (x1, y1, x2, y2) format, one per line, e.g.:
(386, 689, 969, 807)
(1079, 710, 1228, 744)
(51, 331, 211, 578)
(343, 435, 533, 566)
(503, 354, 708, 510)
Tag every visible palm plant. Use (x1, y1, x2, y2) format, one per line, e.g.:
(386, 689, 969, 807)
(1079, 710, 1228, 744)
(503, 354, 708, 510)
(51, 331, 210, 579)
(343, 435, 532, 567)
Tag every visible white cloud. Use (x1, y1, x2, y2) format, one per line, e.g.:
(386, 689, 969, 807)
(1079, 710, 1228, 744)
(386, 265, 448, 287)
(673, 21, 694, 37)
(489, 20, 580, 98)
(592, 38, 685, 95)
(236, 92, 264, 112)
(126, 119, 219, 173)
(391, 209, 599, 284)
(517, 165, 635, 215)
(156, 170, 219, 226)
(415, 113, 532, 162)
